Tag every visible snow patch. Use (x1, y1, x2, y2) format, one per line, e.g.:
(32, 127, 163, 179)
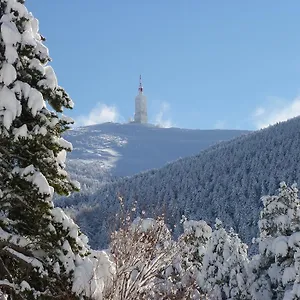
(0, 85, 22, 129)
(1, 20, 21, 46)
(37, 66, 57, 90)
(0, 63, 16, 85)
(28, 88, 45, 116)
(272, 236, 288, 257)
(72, 250, 115, 299)
(13, 124, 28, 140)
(13, 165, 51, 195)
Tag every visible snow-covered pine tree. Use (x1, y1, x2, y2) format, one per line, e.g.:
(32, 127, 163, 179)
(180, 218, 212, 273)
(175, 218, 212, 292)
(249, 182, 300, 300)
(150, 218, 212, 299)
(202, 219, 249, 300)
(0, 1, 114, 299)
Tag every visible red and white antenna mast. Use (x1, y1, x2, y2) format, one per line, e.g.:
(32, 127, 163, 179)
(138, 74, 143, 93)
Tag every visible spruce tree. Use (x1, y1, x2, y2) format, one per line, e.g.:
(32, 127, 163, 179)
(249, 182, 300, 300)
(178, 218, 212, 291)
(156, 219, 212, 298)
(0, 1, 111, 299)
(202, 219, 249, 300)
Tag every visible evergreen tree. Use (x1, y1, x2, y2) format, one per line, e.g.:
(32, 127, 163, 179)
(249, 182, 300, 300)
(0, 1, 113, 299)
(178, 218, 212, 291)
(202, 219, 249, 300)
(155, 218, 212, 299)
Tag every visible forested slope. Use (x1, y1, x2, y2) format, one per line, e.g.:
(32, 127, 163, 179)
(63, 118, 300, 249)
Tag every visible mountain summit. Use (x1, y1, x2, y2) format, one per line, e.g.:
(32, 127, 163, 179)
(65, 122, 249, 187)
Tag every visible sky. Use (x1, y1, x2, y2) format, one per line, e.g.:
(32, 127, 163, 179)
(26, 1, 300, 130)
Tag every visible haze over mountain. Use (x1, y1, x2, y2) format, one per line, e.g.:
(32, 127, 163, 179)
(60, 117, 300, 251)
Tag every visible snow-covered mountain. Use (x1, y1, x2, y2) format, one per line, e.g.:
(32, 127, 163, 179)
(60, 117, 300, 251)
(65, 122, 249, 190)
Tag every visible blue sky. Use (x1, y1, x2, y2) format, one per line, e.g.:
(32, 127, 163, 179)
(27, 1, 300, 130)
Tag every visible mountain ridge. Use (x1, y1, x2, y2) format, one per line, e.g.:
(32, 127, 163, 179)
(60, 117, 300, 251)
(64, 122, 249, 190)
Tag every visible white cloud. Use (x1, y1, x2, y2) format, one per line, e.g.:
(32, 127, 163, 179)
(253, 96, 300, 129)
(154, 102, 173, 128)
(253, 107, 265, 117)
(76, 103, 120, 126)
(214, 120, 226, 129)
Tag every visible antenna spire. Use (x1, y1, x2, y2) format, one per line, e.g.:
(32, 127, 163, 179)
(138, 75, 143, 93)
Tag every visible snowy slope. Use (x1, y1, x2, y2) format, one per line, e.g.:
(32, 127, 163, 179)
(65, 122, 249, 189)
(61, 117, 300, 251)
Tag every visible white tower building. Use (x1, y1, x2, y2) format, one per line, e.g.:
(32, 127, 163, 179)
(134, 75, 148, 124)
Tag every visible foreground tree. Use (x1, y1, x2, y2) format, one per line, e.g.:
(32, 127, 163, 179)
(249, 182, 300, 300)
(202, 219, 249, 300)
(0, 1, 114, 299)
(105, 215, 177, 300)
(168, 218, 212, 297)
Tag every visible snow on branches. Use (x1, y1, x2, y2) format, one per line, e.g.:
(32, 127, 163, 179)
(0, 0, 93, 299)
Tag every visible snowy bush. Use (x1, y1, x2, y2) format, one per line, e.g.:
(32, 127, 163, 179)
(104, 214, 177, 299)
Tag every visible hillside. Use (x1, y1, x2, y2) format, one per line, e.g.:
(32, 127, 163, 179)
(64, 122, 249, 190)
(62, 117, 300, 250)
